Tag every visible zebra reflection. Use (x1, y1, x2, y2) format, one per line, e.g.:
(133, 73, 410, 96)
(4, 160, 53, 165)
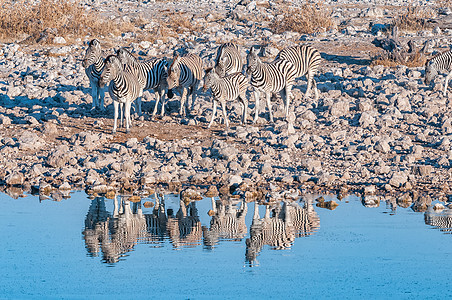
(245, 199, 319, 264)
(166, 200, 202, 249)
(424, 206, 452, 234)
(203, 198, 248, 249)
(82, 195, 148, 263)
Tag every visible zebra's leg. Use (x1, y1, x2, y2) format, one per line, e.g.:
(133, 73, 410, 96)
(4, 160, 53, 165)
(253, 90, 260, 124)
(305, 72, 313, 99)
(113, 100, 119, 134)
(125, 101, 132, 134)
(180, 87, 188, 116)
(221, 100, 229, 128)
(444, 72, 452, 96)
(160, 89, 166, 116)
(208, 99, 217, 128)
(313, 79, 319, 101)
(119, 102, 124, 128)
(91, 84, 98, 110)
(284, 85, 292, 119)
(99, 87, 105, 111)
(136, 96, 142, 117)
(152, 90, 160, 116)
(265, 92, 274, 123)
(190, 82, 199, 113)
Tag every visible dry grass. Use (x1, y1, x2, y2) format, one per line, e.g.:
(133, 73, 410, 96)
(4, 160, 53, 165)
(436, 0, 452, 7)
(392, 7, 435, 32)
(270, 2, 334, 34)
(371, 51, 427, 68)
(0, 0, 132, 43)
(168, 12, 203, 34)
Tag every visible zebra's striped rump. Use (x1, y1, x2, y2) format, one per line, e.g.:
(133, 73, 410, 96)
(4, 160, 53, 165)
(214, 42, 243, 77)
(167, 53, 204, 116)
(424, 50, 452, 94)
(276, 45, 321, 100)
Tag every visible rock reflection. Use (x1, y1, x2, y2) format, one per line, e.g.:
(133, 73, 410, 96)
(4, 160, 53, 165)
(424, 206, 452, 234)
(202, 198, 248, 249)
(245, 197, 319, 265)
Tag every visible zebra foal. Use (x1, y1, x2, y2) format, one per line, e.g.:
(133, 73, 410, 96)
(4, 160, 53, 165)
(246, 46, 296, 123)
(166, 53, 203, 116)
(203, 67, 249, 128)
(214, 42, 243, 76)
(99, 55, 143, 134)
(116, 48, 170, 116)
(82, 39, 106, 110)
(276, 45, 322, 100)
(425, 50, 452, 95)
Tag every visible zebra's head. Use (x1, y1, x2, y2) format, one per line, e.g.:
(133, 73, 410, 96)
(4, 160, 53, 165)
(99, 55, 121, 88)
(246, 47, 260, 75)
(167, 55, 182, 89)
(82, 39, 101, 69)
(424, 60, 438, 85)
(203, 67, 219, 92)
(116, 48, 137, 67)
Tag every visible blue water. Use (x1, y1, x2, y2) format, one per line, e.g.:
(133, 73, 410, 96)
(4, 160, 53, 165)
(0, 191, 451, 299)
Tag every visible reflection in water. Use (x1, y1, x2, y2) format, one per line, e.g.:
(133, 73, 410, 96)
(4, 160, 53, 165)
(83, 196, 148, 263)
(245, 197, 320, 265)
(166, 198, 202, 249)
(202, 198, 248, 249)
(81, 193, 321, 265)
(424, 206, 452, 234)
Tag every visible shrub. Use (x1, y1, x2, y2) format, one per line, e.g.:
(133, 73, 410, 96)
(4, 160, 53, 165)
(270, 3, 334, 34)
(392, 7, 435, 32)
(0, 0, 129, 43)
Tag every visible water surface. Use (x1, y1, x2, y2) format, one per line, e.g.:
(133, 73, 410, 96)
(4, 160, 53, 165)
(0, 191, 451, 299)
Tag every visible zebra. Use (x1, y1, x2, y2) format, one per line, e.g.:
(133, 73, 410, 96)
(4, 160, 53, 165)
(424, 205, 452, 234)
(424, 50, 452, 95)
(284, 198, 320, 238)
(203, 67, 249, 128)
(214, 42, 243, 77)
(203, 198, 248, 249)
(116, 48, 170, 116)
(82, 39, 107, 110)
(82, 196, 149, 264)
(246, 46, 297, 123)
(166, 200, 202, 249)
(99, 55, 143, 134)
(166, 53, 204, 116)
(245, 201, 295, 264)
(276, 45, 322, 101)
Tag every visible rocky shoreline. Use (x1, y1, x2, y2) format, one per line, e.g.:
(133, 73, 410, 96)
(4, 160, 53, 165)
(1, 0, 452, 208)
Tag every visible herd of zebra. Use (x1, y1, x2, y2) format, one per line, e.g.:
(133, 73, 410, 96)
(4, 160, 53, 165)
(83, 195, 320, 264)
(83, 39, 322, 133)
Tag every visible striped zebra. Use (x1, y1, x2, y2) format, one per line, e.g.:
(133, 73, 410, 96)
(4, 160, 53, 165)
(245, 202, 295, 264)
(82, 196, 149, 264)
(166, 53, 204, 116)
(276, 45, 322, 100)
(203, 198, 248, 249)
(425, 50, 452, 95)
(246, 46, 297, 123)
(82, 39, 106, 110)
(284, 199, 320, 238)
(99, 55, 143, 134)
(203, 67, 249, 128)
(214, 42, 243, 76)
(116, 48, 170, 116)
(424, 206, 452, 234)
(167, 200, 202, 249)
